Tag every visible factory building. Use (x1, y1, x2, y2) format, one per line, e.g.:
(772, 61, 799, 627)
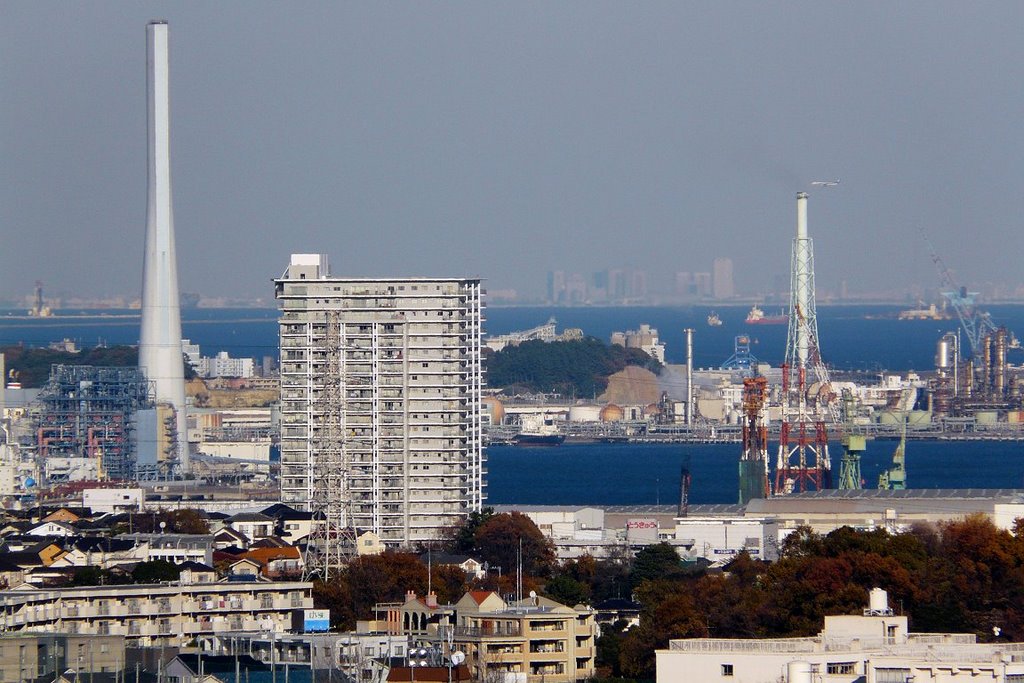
(274, 254, 485, 547)
(34, 365, 154, 481)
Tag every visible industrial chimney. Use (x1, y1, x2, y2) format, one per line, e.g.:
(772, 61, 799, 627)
(139, 21, 188, 474)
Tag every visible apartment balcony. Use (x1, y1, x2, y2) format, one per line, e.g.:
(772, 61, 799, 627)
(455, 624, 522, 638)
(481, 651, 525, 663)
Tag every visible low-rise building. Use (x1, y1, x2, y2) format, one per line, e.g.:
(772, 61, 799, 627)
(117, 533, 214, 565)
(451, 591, 597, 683)
(213, 631, 409, 680)
(0, 633, 125, 682)
(0, 578, 313, 647)
(656, 588, 1024, 683)
(370, 590, 597, 683)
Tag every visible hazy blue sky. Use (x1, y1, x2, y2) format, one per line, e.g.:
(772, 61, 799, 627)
(2, 3, 1022, 302)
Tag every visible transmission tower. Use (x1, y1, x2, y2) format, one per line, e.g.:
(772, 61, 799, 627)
(739, 376, 770, 504)
(775, 191, 836, 494)
(303, 310, 357, 581)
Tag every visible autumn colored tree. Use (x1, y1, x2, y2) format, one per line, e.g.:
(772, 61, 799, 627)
(313, 578, 356, 630)
(127, 509, 210, 534)
(428, 564, 472, 606)
(619, 579, 709, 679)
(345, 552, 429, 619)
(474, 511, 556, 578)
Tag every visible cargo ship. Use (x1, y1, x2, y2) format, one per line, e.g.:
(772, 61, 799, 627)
(745, 305, 787, 325)
(897, 303, 952, 321)
(707, 312, 723, 327)
(513, 415, 565, 446)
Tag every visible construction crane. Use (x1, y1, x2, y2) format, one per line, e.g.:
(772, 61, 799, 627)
(921, 230, 997, 357)
(837, 390, 864, 490)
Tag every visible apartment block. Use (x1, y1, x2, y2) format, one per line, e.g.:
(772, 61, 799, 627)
(0, 633, 125, 683)
(274, 254, 486, 547)
(371, 590, 597, 683)
(0, 580, 313, 647)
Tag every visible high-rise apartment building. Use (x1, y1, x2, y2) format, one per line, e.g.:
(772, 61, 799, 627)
(712, 257, 735, 299)
(274, 254, 486, 548)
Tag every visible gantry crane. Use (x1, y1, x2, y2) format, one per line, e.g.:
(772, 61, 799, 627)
(921, 230, 997, 358)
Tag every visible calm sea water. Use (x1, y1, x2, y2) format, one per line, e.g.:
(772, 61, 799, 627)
(4, 303, 1024, 372)
(3, 305, 1024, 504)
(486, 441, 1024, 506)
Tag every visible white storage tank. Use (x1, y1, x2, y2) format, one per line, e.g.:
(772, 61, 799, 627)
(786, 661, 812, 683)
(869, 587, 889, 614)
(569, 404, 603, 422)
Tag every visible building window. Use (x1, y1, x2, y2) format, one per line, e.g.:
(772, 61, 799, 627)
(721, 664, 734, 677)
(827, 662, 856, 675)
(875, 669, 911, 683)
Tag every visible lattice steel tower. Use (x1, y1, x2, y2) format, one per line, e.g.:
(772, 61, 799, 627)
(775, 192, 836, 494)
(302, 310, 358, 580)
(738, 376, 770, 504)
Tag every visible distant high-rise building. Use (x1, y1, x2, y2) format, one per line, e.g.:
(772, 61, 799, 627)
(547, 271, 566, 304)
(713, 257, 735, 299)
(694, 272, 712, 298)
(629, 270, 648, 300)
(566, 273, 588, 304)
(608, 269, 626, 301)
(275, 254, 486, 548)
(139, 21, 187, 473)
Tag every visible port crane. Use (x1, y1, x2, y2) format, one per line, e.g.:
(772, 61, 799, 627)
(921, 230, 997, 357)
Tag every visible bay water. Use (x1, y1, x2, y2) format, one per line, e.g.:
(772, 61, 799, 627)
(3, 305, 1023, 504)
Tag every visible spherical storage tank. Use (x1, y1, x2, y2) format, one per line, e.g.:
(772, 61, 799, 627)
(481, 396, 505, 424)
(600, 404, 624, 422)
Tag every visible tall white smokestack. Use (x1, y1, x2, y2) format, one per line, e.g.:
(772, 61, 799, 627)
(139, 20, 188, 474)
(795, 191, 810, 368)
(685, 328, 694, 426)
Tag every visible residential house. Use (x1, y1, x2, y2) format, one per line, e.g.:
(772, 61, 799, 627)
(421, 553, 486, 580)
(242, 547, 304, 580)
(226, 513, 276, 544)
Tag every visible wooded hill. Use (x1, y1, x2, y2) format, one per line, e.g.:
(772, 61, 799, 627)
(485, 337, 661, 397)
(1, 345, 139, 388)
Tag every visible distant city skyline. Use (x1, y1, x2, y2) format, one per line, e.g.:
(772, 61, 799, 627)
(3, 5, 1024, 305)
(9, 265, 1024, 310)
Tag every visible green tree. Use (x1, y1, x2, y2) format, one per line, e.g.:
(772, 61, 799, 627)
(630, 543, 682, 588)
(485, 337, 661, 396)
(442, 507, 495, 554)
(542, 574, 591, 606)
(131, 559, 181, 583)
